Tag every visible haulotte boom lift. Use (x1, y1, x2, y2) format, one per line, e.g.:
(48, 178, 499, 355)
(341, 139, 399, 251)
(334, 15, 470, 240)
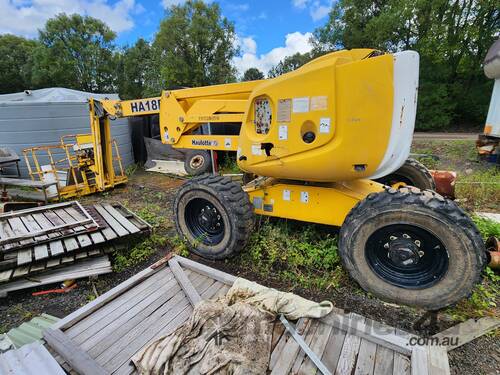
(90, 49, 486, 310)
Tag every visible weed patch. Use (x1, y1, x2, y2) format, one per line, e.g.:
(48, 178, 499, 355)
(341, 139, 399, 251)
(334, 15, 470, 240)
(219, 155, 241, 174)
(444, 217, 500, 321)
(446, 266, 499, 322)
(113, 234, 168, 272)
(456, 169, 500, 211)
(136, 204, 166, 228)
(235, 219, 345, 290)
(125, 163, 138, 177)
(472, 216, 500, 239)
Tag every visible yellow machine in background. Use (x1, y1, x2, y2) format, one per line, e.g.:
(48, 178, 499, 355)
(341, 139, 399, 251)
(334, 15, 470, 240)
(23, 127, 127, 200)
(90, 48, 486, 310)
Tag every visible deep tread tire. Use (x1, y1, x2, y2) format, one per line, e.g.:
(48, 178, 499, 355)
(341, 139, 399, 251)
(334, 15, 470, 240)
(376, 158, 436, 191)
(339, 186, 486, 310)
(174, 174, 254, 259)
(184, 150, 212, 176)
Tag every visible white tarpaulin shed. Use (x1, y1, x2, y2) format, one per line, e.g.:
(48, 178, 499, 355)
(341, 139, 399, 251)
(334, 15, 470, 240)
(0, 88, 133, 177)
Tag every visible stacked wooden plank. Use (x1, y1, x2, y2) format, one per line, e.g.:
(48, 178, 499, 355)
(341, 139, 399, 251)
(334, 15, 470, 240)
(0, 201, 151, 296)
(44, 256, 451, 375)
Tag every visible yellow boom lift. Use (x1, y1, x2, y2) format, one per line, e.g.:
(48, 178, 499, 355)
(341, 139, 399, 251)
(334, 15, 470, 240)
(90, 49, 485, 310)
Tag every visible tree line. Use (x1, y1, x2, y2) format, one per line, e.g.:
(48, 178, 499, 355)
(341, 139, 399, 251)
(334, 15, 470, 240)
(1, 0, 498, 130)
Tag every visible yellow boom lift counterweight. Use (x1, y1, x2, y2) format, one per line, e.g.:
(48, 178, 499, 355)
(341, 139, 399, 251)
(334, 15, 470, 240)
(92, 49, 486, 310)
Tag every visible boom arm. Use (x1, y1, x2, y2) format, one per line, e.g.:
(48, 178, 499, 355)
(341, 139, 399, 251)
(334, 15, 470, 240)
(92, 81, 263, 153)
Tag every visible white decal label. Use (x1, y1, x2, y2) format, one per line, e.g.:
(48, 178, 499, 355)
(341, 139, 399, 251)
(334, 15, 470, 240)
(192, 139, 218, 147)
(277, 99, 292, 122)
(319, 117, 331, 133)
(283, 189, 291, 201)
(300, 191, 309, 203)
(311, 96, 328, 111)
(251, 144, 262, 155)
(130, 98, 160, 113)
(236, 147, 242, 158)
(224, 138, 232, 148)
(292, 97, 309, 113)
(278, 125, 288, 140)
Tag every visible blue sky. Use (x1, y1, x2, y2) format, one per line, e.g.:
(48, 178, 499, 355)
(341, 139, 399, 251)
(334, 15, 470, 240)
(0, 0, 334, 76)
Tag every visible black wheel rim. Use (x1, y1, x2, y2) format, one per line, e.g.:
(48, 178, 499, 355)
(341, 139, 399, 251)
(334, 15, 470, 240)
(189, 155, 205, 170)
(185, 198, 225, 245)
(365, 224, 449, 289)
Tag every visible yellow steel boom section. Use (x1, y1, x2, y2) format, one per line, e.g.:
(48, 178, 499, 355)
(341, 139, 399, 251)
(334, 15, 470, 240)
(94, 80, 263, 152)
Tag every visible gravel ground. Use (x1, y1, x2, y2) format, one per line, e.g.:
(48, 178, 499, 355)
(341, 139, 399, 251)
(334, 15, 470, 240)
(0, 169, 498, 374)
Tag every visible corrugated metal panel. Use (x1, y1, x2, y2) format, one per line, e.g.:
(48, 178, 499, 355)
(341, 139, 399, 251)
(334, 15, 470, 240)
(6, 314, 59, 349)
(0, 89, 134, 177)
(0, 342, 65, 375)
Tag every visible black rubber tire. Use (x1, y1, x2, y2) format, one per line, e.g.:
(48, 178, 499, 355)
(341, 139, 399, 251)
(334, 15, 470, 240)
(174, 174, 254, 259)
(184, 150, 212, 176)
(339, 186, 486, 310)
(375, 158, 436, 191)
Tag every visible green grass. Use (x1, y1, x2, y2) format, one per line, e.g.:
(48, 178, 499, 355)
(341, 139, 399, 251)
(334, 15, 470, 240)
(413, 155, 439, 170)
(440, 140, 478, 161)
(113, 234, 168, 272)
(113, 205, 169, 272)
(235, 219, 345, 290)
(231, 215, 500, 321)
(219, 155, 241, 174)
(456, 169, 500, 211)
(125, 163, 138, 177)
(411, 139, 478, 168)
(473, 215, 500, 240)
(136, 203, 167, 228)
(445, 216, 500, 321)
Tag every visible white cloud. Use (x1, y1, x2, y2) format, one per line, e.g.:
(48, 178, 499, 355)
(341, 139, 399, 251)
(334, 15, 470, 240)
(161, 0, 213, 9)
(0, 0, 143, 36)
(227, 3, 249, 12)
(310, 3, 330, 21)
(292, 0, 308, 9)
(233, 31, 313, 77)
(291, 0, 332, 21)
(161, 0, 185, 8)
(240, 36, 256, 54)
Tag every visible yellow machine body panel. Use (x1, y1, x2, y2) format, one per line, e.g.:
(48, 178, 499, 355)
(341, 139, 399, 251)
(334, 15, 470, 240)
(237, 50, 396, 182)
(92, 49, 419, 183)
(245, 178, 384, 226)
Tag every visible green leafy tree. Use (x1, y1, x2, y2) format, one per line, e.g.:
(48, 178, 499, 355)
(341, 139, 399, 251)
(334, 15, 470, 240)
(268, 52, 314, 78)
(0, 35, 38, 94)
(32, 13, 118, 92)
(242, 67, 265, 81)
(118, 39, 153, 99)
(152, 0, 238, 91)
(312, 0, 500, 130)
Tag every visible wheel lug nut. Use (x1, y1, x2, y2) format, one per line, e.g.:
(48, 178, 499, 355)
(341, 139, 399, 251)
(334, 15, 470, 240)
(414, 240, 421, 247)
(384, 243, 389, 249)
(390, 236, 397, 241)
(403, 233, 410, 239)
(418, 251, 424, 257)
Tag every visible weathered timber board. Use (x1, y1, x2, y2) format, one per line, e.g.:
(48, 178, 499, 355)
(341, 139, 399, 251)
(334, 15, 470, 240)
(0, 201, 98, 250)
(0, 203, 151, 281)
(45, 257, 449, 375)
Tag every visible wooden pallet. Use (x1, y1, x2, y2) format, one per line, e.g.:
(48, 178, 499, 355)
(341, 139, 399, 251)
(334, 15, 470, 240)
(0, 256, 112, 297)
(0, 203, 150, 272)
(44, 256, 451, 375)
(0, 201, 99, 252)
(0, 246, 118, 284)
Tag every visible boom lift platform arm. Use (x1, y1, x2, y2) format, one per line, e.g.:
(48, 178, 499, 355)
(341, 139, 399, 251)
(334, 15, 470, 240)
(91, 49, 486, 310)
